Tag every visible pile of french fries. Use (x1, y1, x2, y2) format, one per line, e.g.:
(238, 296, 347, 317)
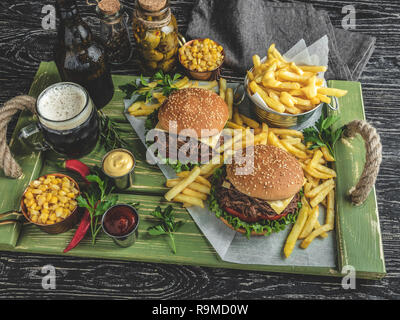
(132, 74, 337, 254)
(127, 76, 218, 117)
(247, 43, 348, 114)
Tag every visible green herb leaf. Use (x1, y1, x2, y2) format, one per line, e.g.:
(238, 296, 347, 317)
(147, 205, 183, 253)
(303, 114, 343, 159)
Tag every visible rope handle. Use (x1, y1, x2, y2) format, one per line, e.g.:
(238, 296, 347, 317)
(343, 120, 382, 206)
(0, 95, 36, 179)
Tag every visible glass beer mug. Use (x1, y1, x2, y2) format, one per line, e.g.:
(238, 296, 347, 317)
(19, 82, 100, 159)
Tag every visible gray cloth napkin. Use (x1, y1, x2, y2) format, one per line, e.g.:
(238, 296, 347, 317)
(186, 0, 376, 80)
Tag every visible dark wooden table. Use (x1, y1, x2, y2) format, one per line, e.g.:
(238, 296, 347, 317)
(0, 0, 399, 300)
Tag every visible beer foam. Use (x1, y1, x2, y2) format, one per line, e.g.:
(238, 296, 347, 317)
(37, 83, 93, 131)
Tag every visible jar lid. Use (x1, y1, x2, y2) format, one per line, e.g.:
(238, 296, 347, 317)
(138, 0, 167, 12)
(98, 0, 121, 15)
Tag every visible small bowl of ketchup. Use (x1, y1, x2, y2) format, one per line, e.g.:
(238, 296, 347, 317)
(101, 204, 139, 248)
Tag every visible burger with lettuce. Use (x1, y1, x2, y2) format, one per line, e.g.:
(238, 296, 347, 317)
(209, 144, 304, 238)
(145, 87, 229, 172)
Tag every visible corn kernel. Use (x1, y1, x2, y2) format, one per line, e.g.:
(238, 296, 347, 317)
(50, 196, 58, 204)
(55, 207, 64, 217)
(25, 191, 33, 200)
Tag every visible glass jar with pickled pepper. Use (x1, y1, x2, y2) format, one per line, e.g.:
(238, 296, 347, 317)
(132, 0, 179, 75)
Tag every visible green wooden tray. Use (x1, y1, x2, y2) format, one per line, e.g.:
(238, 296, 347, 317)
(0, 62, 385, 280)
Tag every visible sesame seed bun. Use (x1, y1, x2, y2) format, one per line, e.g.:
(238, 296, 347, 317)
(157, 88, 229, 138)
(226, 144, 304, 201)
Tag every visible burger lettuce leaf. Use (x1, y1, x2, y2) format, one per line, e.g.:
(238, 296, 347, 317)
(208, 167, 299, 239)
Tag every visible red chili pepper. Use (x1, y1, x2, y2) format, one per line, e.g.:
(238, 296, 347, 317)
(62, 159, 91, 253)
(63, 209, 91, 253)
(63, 159, 90, 183)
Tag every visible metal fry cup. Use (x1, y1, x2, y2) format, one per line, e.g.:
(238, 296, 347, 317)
(101, 148, 136, 190)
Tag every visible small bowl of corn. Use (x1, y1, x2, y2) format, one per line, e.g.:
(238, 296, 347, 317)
(178, 38, 225, 81)
(21, 173, 81, 234)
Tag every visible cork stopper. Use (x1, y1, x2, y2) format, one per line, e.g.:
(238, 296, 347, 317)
(138, 0, 167, 12)
(98, 0, 120, 14)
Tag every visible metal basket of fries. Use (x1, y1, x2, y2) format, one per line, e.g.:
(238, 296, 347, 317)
(245, 73, 339, 129)
(244, 45, 346, 128)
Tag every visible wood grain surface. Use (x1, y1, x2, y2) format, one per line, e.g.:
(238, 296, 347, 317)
(0, 0, 399, 299)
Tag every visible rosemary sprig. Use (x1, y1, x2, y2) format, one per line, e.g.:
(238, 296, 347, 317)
(98, 111, 128, 152)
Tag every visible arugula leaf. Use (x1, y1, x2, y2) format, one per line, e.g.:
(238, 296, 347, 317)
(119, 70, 182, 103)
(303, 114, 343, 159)
(147, 205, 183, 254)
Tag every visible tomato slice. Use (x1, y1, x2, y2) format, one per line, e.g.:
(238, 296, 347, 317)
(224, 206, 289, 222)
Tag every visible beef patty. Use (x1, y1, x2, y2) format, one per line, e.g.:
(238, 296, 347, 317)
(216, 177, 300, 222)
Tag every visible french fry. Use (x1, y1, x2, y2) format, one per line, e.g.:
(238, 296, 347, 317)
(300, 224, 332, 249)
(304, 179, 335, 198)
(317, 87, 348, 98)
(249, 81, 285, 113)
(317, 94, 331, 104)
(173, 76, 189, 89)
(129, 109, 156, 116)
(141, 103, 161, 111)
(226, 121, 246, 131)
(216, 130, 243, 154)
(281, 140, 309, 159)
(226, 87, 234, 120)
(199, 80, 218, 90)
(233, 107, 243, 126)
(321, 146, 335, 162)
(252, 54, 262, 68)
(304, 172, 320, 188)
(307, 149, 324, 170)
(166, 179, 211, 195)
(281, 137, 302, 145)
(127, 101, 145, 113)
(279, 91, 297, 109)
(298, 65, 328, 73)
(176, 171, 212, 188)
(173, 194, 204, 208)
(182, 203, 193, 208)
(302, 164, 335, 180)
(310, 182, 335, 208)
(314, 220, 328, 238)
(269, 128, 304, 139)
(267, 131, 288, 151)
(202, 163, 224, 179)
(164, 167, 201, 201)
(247, 71, 255, 81)
(299, 205, 319, 239)
(254, 132, 268, 145)
(326, 188, 335, 229)
(181, 188, 208, 201)
(261, 123, 268, 144)
(199, 155, 223, 175)
(240, 114, 260, 129)
(314, 164, 337, 178)
(283, 200, 309, 258)
(219, 78, 227, 100)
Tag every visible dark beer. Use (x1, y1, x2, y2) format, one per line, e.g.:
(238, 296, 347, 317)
(55, 0, 114, 109)
(36, 82, 99, 158)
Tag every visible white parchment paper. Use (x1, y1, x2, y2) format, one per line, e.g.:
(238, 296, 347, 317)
(124, 36, 336, 267)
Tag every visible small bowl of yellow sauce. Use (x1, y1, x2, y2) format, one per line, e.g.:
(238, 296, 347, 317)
(102, 148, 136, 190)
